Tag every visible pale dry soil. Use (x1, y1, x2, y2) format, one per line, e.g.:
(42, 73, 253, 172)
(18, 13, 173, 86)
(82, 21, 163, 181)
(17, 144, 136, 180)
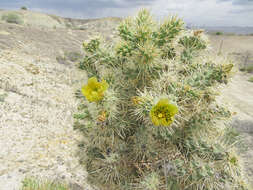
(0, 13, 252, 189)
(210, 35, 253, 186)
(0, 49, 90, 190)
(0, 17, 118, 190)
(218, 73, 253, 186)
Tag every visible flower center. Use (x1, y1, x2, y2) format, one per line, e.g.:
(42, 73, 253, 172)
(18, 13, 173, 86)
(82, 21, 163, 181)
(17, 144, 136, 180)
(91, 91, 98, 96)
(158, 113, 163, 118)
(93, 87, 99, 91)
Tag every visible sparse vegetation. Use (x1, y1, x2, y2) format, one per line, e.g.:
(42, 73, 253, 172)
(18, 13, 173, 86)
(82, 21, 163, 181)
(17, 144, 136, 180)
(239, 52, 253, 73)
(21, 6, 28, 10)
(215, 31, 223, 35)
(65, 23, 72, 28)
(65, 51, 82, 62)
(1, 12, 23, 24)
(240, 64, 253, 73)
(75, 9, 249, 190)
(21, 178, 68, 190)
(56, 51, 82, 65)
(248, 76, 253, 83)
(56, 55, 67, 65)
(0, 93, 7, 102)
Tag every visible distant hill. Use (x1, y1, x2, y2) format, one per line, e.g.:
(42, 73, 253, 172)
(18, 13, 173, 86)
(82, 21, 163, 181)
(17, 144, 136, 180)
(191, 26, 253, 35)
(1, 9, 252, 35)
(205, 26, 253, 35)
(0, 9, 121, 30)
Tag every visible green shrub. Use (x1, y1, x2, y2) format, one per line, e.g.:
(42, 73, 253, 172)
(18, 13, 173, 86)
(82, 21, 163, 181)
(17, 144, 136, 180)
(75, 9, 250, 190)
(248, 76, 253, 82)
(21, 178, 68, 190)
(215, 31, 223, 35)
(65, 23, 72, 28)
(240, 64, 253, 73)
(20, 6, 28, 10)
(1, 13, 23, 24)
(246, 64, 253, 73)
(0, 93, 7, 102)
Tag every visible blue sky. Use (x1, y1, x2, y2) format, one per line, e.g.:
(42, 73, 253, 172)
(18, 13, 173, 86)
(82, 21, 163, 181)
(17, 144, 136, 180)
(1, 0, 253, 26)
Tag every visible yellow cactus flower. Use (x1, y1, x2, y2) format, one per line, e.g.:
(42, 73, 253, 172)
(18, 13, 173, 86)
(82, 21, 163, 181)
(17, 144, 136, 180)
(150, 99, 178, 126)
(81, 77, 109, 102)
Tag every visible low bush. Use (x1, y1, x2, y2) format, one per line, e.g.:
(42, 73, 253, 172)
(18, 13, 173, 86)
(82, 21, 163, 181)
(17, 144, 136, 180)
(215, 31, 223, 35)
(248, 76, 253, 83)
(240, 63, 253, 73)
(0, 93, 7, 102)
(1, 13, 23, 24)
(20, 6, 28, 10)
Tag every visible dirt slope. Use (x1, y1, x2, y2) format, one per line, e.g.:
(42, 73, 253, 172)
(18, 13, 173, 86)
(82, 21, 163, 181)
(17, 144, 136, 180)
(0, 11, 120, 190)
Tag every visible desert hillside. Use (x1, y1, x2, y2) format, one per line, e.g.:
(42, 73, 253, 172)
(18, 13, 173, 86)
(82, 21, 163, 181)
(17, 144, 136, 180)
(0, 10, 252, 189)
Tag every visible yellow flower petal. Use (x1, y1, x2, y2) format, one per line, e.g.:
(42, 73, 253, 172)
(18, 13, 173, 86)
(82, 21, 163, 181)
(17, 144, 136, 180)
(150, 98, 178, 126)
(81, 77, 109, 102)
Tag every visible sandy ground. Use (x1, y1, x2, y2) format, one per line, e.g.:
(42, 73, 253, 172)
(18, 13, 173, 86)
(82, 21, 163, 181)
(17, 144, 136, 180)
(0, 22, 91, 189)
(0, 11, 252, 189)
(218, 73, 253, 186)
(210, 34, 253, 186)
(0, 13, 119, 189)
(0, 49, 91, 190)
(209, 35, 253, 54)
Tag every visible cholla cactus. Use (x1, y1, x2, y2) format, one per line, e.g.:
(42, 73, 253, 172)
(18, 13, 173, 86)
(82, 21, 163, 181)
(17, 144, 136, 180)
(75, 9, 250, 190)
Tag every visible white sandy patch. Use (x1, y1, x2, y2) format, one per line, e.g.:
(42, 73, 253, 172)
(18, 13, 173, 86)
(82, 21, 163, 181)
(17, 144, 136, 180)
(0, 49, 91, 189)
